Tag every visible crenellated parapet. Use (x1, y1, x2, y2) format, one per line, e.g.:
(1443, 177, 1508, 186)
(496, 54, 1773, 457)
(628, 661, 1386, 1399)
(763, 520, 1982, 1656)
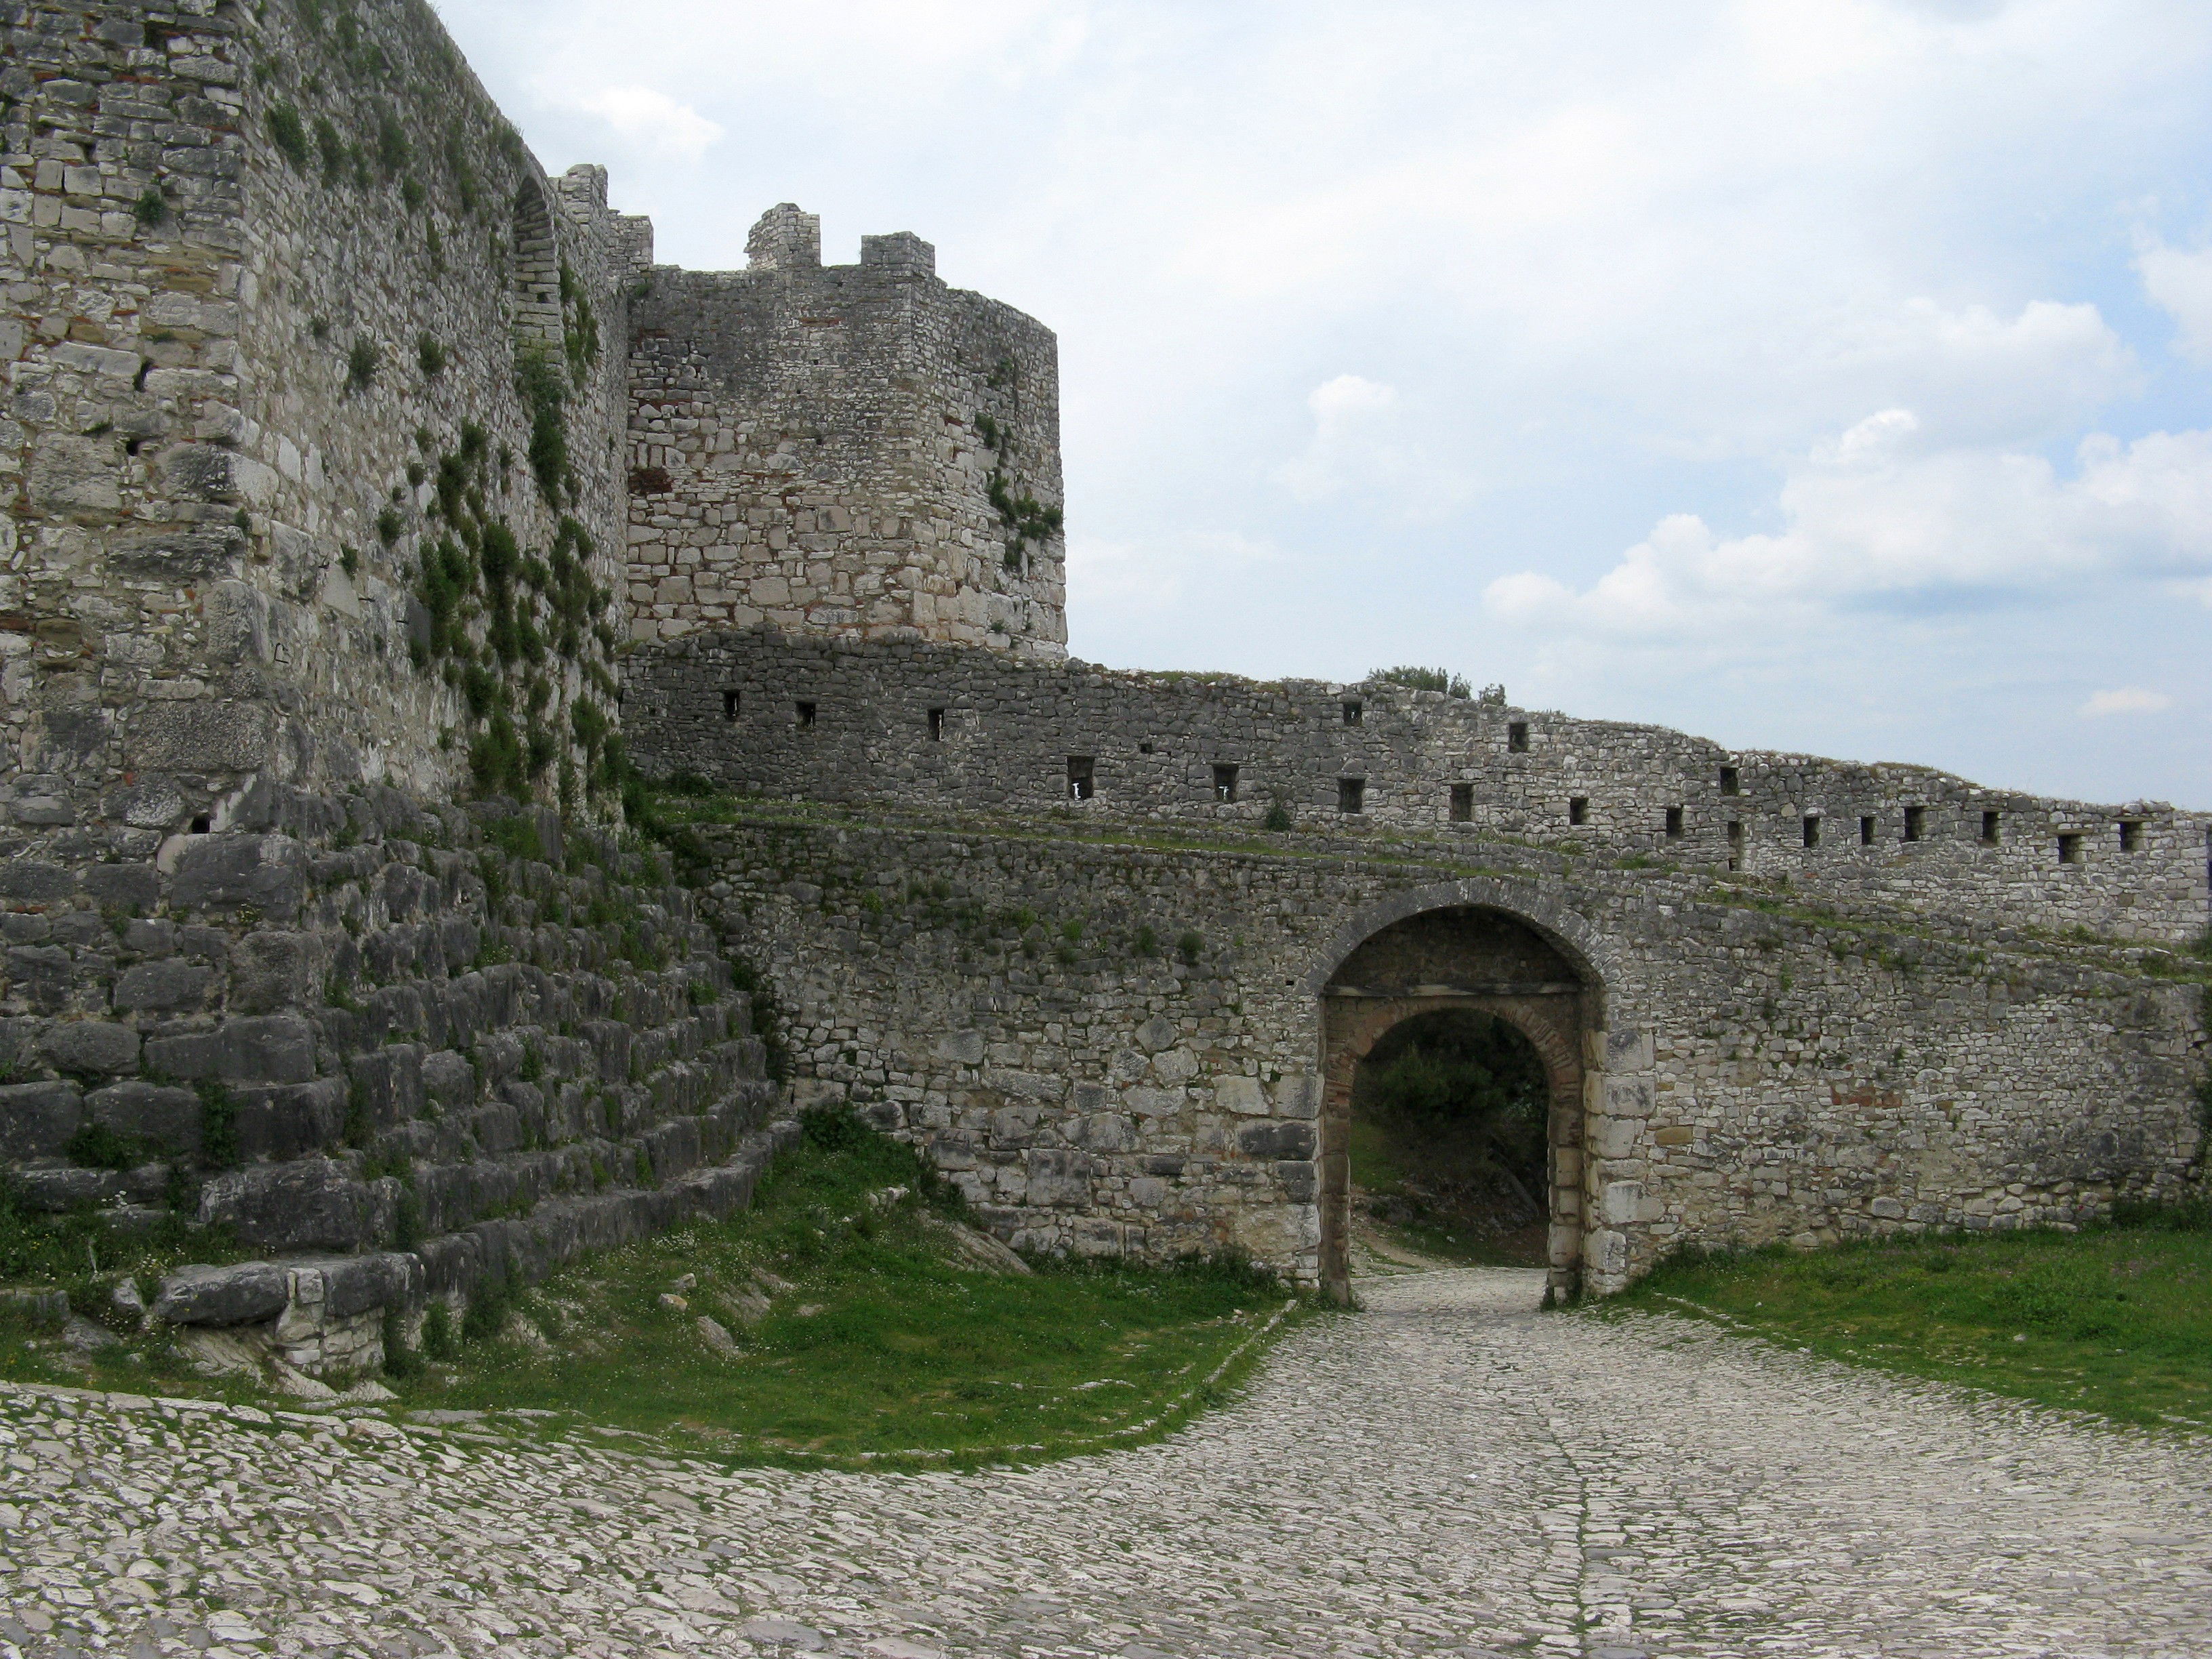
(626, 205, 1067, 659)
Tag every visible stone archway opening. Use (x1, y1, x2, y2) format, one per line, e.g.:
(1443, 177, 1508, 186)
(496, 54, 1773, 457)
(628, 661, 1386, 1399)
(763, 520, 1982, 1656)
(1349, 1007, 1552, 1267)
(1318, 904, 1593, 1303)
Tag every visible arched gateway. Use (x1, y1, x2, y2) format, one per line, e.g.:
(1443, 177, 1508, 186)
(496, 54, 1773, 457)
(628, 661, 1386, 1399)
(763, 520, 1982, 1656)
(1308, 883, 1612, 1303)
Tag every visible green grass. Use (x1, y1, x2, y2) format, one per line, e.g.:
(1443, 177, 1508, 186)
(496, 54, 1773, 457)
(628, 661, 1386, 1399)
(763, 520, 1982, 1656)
(1608, 1206, 2212, 1433)
(2, 1122, 1309, 1467)
(410, 1122, 1304, 1465)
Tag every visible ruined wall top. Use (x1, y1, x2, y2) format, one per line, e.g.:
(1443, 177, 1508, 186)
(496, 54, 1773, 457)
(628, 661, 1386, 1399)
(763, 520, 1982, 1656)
(626, 205, 1067, 659)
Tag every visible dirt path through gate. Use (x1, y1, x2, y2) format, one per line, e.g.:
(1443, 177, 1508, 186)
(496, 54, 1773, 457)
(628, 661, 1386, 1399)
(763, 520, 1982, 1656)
(5, 1271, 2208, 1658)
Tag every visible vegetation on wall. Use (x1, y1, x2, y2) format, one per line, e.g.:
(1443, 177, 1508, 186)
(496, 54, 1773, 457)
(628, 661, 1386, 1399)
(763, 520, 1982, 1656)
(405, 422, 622, 806)
(253, 0, 631, 814)
(974, 381, 1061, 572)
(1368, 667, 1508, 705)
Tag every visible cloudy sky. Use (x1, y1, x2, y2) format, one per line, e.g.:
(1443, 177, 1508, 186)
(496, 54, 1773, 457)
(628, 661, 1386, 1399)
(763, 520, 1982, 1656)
(432, 0, 2212, 808)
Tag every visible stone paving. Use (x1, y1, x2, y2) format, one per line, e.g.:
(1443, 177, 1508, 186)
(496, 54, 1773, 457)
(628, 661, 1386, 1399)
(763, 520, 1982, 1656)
(3, 1268, 2209, 1659)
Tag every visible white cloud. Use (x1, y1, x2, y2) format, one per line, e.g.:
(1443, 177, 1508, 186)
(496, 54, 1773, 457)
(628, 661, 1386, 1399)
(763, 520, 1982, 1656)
(1272, 375, 1471, 513)
(2136, 239, 2212, 365)
(2080, 687, 2173, 717)
(571, 86, 723, 163)
(1484, 415, 2212, 640)
(1787, 298, 2135, 451)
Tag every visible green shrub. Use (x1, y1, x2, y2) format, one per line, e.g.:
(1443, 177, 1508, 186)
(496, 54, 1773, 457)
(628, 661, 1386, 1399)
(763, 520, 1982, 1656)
(64, 1122, 140, 1172)
(421, 1301, 456, 1360)
(800, 1104, 869, 1153)
(382, 1308, 420, 1379)
(1371, 665, 1473, 698)
(266, 102, 310, 167)
(197, 1082, 239, 1168)
(345, 335, 380, 394)
(461, 1279, 512, 1345)
(516, 348, 567, 501)
(417, 334, 446, 377)
(132, 185, 167, 228)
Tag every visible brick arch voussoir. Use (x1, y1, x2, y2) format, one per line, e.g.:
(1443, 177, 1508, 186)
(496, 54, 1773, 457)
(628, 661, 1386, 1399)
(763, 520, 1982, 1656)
(1302, 876, 1617, 1014)
(1334, 996, 1576, 1084)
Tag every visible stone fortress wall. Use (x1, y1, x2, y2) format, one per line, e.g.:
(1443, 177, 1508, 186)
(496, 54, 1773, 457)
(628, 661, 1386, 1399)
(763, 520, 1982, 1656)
(2, 0, 644, 845)
(0, 0, 779, 1376)
(626, 630, 2212, 946)
(626, 204, 1067, 660)
(1, 781, 785, 1376)
(0, 0, 2205, 1349)
(693, 806, 2206, 1294)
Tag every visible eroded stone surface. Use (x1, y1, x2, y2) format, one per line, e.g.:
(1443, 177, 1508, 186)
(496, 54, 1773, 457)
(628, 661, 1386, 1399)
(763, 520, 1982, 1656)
(5, 1268, 2206, 1658)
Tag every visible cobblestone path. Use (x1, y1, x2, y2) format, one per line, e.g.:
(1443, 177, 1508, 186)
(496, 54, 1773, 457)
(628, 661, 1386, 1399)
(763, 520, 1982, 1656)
(5, 1268, 2208, 1659)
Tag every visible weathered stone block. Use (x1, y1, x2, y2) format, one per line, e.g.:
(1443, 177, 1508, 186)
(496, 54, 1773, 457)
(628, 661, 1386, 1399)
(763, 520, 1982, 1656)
(230, 1078, 348, 1161)
(1238, 1121, 1315, 1160)
(42, 1019, 140, 1076)
(154, 1261, 289, 1327)
(81, 862, 159, 913)
(349, 1045, 424, 1130)
(112, 958, 213, 1012)
(0, 1080, 83, 1158)
(1214, 1076, 1265, 1115)
(110, 523, 245, 577)
(199, 1158, 391, 1252)
(85, 1080, 201, 1156)
(131, 702, 276, 775)
(167, 832, 302, 915)
(228, 930, 322, 1012)
(422, 1048, 476, 1109)
(215, 1015, 319, 1084)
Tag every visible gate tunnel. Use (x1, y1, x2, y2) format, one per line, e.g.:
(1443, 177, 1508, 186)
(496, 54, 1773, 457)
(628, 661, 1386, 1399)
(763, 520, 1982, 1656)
(1317, 903, 1598, 1303)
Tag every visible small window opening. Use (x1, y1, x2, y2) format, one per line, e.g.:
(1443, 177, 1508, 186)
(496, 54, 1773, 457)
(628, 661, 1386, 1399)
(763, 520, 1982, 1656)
(190, 814, 211, 835)
(1343, 701, 1363, 726)
(1212, 764, 1239, 802)
(1066, 756, 1094, 801)
(1725, 819, 1744, 872)
(1860, 816, 1875, 846)
(2118, 820, 2142, 853)
(795, 701, 816, 728)
(1664, 806, 1684, 838)
(1802, 815, 1820, 849)
(1568, 796, 1589, 825)
(1981, 810, 2000, 844)
(927, 708, 945, 742)
(1139, 741, 1155, 755)
(722, 690, 739, 722)
(2057, 832, 2082, 865)
(1719, 765, 1739, 796)
(1338, 777, 1366, 815)
(1450, 783, 1473, 823)
(1507, 721, 1529, 753)
(1902, 805, 1924, 842)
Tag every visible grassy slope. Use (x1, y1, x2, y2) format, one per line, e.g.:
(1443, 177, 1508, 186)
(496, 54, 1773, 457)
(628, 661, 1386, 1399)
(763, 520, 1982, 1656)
(1, 1122, 1309, 1467)
(1607, 1210, 2212, 1433)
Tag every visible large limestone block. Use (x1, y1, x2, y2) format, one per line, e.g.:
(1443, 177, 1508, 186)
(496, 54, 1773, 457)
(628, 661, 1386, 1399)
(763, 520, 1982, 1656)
(199, 1157, 392, 1252)
(131, 702, 275, 775)
(154, 1261, 289, 1326)
(0, 1080, 81, 1158)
